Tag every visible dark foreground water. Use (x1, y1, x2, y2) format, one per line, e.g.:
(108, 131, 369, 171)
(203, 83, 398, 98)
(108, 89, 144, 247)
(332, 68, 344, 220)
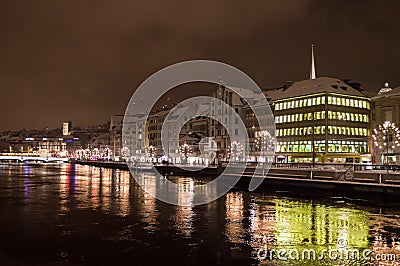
(0, 163, 400, 266)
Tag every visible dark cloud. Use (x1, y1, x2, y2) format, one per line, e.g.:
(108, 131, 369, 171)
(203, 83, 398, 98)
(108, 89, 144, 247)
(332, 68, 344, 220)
(0, 0, 399, 130)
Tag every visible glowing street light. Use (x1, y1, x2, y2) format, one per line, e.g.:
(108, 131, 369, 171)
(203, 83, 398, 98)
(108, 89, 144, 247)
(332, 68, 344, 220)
(372, 121, 400, 169)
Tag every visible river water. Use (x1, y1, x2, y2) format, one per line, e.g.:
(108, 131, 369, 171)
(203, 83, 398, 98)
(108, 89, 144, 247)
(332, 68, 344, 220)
(0, 163, 400, 265)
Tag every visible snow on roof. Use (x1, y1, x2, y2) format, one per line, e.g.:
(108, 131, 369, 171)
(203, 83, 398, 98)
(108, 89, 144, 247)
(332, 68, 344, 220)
(226, 85, 264, 105)
(373, 86, 400, 98)
(265, 77, 367, 101)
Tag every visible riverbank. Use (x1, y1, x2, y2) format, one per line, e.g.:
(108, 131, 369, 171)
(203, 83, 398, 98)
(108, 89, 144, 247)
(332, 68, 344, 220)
(70, 160, 400, 197)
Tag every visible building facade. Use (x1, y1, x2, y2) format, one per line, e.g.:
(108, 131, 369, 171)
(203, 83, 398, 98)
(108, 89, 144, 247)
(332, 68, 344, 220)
(371, 83, 400, 164)
(267, 77, 371, 163)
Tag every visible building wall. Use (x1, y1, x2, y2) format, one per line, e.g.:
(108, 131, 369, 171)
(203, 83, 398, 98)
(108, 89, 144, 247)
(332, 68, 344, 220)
(273, 92, 371, 163)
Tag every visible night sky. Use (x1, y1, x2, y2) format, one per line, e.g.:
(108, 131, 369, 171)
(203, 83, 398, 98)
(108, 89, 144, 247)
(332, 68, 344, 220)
(1, 0, 399, 130)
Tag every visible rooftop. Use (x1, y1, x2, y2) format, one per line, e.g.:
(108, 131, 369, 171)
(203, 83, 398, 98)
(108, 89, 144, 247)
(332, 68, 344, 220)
(265, 77, 368, 101)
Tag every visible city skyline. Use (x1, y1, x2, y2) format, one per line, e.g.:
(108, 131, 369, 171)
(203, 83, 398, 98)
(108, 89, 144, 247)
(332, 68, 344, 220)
(1, 1, 400, 130)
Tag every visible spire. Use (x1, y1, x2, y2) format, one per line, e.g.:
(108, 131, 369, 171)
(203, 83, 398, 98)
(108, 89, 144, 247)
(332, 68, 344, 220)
(310, 44, 316, 80)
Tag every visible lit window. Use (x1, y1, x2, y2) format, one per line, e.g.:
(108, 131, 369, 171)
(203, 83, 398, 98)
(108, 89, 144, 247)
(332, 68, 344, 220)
(366, 101, 370, 110)
(350, 113, 354, 121)
(312, 98, 316, 105)
(351, 128, 355, 135)
(275, 104, 279, 111)
(332, 97, 336, 105)
(321, 126, 325, 134)
(321, 96, 325, 105)
(355, 128, 359, 135)
(316, 97, 321, 105)
(341, 98, 345, 106)
(295, 114, 299, 121)
(321, 111, 326, 119)
(350, 99, 354, 107)
(295, 100, 299, 108)
(328, 96, 332, 104)
(307, 98, 312, 106)
(299, 100, 303, 108)
(303, 99, 307, 107)
(362, 101, 367, 109)
(346, 99, 350, 106)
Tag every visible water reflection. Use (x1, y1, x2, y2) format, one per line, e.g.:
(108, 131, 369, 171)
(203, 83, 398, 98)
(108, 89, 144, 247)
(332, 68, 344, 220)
(0, 163, 400, 265)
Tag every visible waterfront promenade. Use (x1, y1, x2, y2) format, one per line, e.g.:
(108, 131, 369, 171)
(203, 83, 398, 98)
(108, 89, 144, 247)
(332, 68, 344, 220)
(70, 160, 400, 197)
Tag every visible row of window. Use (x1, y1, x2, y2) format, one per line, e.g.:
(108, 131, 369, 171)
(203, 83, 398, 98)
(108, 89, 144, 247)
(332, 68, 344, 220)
(276, 141, 369, 153)
(276, 126, 369, 137)
(275, 111, 369, 124)
(274, 96, 370, 111)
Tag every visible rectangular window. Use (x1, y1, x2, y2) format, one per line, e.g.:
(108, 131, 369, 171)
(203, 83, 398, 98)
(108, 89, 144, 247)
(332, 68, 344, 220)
(316, 97, 321, 105)
(332, 97, 336, 105)
(385, 110, 393, 122)
(321, 96, 325, 105)
(350, 99, 354, 107)
(328, 96, 332, 104)
(312, 98, 316, 105)
(307, 98, 312, 106)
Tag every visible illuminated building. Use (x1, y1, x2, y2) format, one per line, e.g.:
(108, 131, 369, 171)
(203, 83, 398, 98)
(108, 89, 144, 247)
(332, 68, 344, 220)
(372, 83, 400, 164)
(265, 46, 371, 163)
